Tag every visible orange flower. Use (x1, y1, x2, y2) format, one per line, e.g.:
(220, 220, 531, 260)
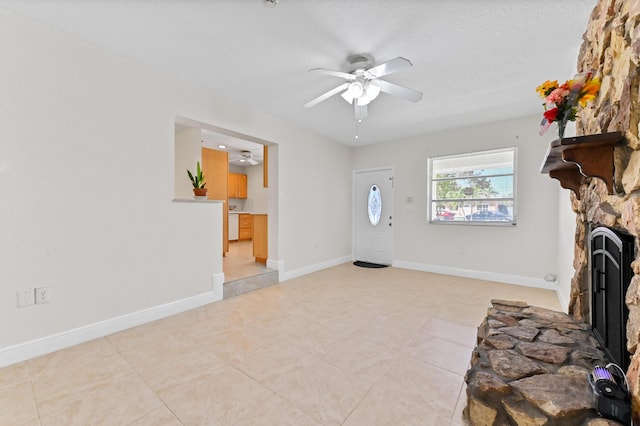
(579, 77, 601, 106)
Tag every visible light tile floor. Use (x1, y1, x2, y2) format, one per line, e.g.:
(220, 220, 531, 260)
(224, 240, 271, 282)
(1, 264, 561, 425)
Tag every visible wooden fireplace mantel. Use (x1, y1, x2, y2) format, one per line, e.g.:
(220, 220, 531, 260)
(540, 131, 625, 199)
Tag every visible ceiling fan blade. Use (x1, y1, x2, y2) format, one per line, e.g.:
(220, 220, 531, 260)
(248, 158, 258, 165)
(355, 103, 368, 121)
(309, 68, 354, 80)
(376, 79, 423, 102)
(365, 57, 412, 79)
(304, 82, 350, 108)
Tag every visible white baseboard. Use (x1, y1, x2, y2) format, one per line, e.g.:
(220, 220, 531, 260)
(0, 289, 222, 368)
(212, 272, 225, 300)
(266, 259, 282, 282)
(555, 286, 570, 313)
(279, 255, 352, 282)
(393, 260, 557, 290)
(266, 258, 280, 271)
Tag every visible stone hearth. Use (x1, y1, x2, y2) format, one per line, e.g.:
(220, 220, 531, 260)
(464, 300, 622, 425)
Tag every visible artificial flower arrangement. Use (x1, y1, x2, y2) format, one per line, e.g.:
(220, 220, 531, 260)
(536, 72, 601, 138)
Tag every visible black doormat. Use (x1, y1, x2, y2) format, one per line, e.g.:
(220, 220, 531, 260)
(353, 261, 388, 268)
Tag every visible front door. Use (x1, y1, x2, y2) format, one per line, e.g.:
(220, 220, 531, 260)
(354, 168, 394, 265)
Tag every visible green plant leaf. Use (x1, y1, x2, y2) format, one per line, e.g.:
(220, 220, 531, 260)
(188, 161, 206, 188)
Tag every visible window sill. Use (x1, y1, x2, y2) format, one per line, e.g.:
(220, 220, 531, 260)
(429, 219, 516, 227)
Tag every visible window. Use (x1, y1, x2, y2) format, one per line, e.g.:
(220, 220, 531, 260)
(367, 184, 382, 226)
(428, 147, 516, 225)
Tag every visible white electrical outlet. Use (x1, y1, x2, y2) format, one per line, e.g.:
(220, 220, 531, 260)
(35, 287, 50, 304)
(17, 289, 35, 307)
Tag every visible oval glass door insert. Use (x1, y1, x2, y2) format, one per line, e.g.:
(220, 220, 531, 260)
(368, 184, 382, 226)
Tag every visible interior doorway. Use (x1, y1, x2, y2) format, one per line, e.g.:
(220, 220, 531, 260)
(175, 117, 277, 285)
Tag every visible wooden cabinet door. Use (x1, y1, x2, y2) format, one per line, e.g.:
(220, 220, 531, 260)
(238, 213, 252, 240)
(202, 148, 229, 254)
(253, 214, 268, 264)
(227, 173, 237, 198)
(237, 174, 247, 198)
(228, 173, 247, 199)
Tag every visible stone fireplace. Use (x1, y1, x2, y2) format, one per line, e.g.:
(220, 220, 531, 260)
(464, 1, 640, 424)
(568, 0, 640, 419)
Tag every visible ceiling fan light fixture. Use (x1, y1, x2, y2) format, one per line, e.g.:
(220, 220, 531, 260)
(347, 81, 363, 98)
(357, 82, 381, 106)
(341, 81, 367, 104)
(340, 90, 354, 104)
(365, 81, 381, 99)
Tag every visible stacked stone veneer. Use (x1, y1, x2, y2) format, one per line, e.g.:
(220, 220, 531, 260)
(464, 300, 617, 425)
(570, 1, 640, 421)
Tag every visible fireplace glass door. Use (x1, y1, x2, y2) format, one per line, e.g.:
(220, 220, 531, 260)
(591, 226, 634, 370)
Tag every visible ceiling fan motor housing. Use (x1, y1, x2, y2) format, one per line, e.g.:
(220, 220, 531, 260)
(346, 53, 374, 72)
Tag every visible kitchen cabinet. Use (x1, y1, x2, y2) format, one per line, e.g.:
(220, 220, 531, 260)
(202, 148, 229, 254)
(228, 213, 239, 241)
(239, 213, 253, 240)
(253, 214, 268, 264)
(228, 173, 247, 199)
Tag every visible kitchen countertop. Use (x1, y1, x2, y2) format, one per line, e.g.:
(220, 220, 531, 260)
(229, 212, 267, 215)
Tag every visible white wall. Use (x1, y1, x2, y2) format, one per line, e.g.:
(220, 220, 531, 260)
(246, 164, 268, 214)
(555, 120, 579, 312)
(0, 7, 352, 362)
(556, 192, 575, 311)
(278, 129, 353, 273)
(353, 115, 561, 288)
(174, 126, 202, 199)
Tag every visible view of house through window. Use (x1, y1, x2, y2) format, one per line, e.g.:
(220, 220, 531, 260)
(428, 147, 516, 225)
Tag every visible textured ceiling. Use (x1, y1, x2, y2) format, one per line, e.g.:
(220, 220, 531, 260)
(1, 0, 597, 147)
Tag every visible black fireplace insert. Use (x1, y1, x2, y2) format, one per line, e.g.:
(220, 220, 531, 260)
(591, 226, 635, 370)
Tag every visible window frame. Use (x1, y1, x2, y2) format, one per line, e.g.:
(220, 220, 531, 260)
(427, 147, 517, 226)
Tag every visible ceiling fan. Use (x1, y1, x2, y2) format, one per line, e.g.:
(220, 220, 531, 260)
(304, 54, 423, 121)
(229, 150, 258, 165)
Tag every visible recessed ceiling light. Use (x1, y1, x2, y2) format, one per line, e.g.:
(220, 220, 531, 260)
(218, 144, 226, 149)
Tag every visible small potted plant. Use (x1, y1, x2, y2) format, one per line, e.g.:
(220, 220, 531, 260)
(187, 161, 207, 198)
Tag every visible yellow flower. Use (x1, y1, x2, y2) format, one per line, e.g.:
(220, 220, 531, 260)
(536, 80, 558, 98)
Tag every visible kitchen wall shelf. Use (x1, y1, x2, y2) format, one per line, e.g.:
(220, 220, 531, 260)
(540, 131, 625, 199)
